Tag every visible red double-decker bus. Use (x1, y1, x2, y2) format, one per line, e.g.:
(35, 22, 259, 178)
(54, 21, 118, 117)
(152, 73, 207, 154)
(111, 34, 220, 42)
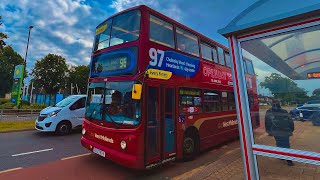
(81, 5, 259, 169)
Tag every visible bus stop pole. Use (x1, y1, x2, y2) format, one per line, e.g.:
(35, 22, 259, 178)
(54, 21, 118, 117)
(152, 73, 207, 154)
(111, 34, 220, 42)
(228, 35, 259, 180)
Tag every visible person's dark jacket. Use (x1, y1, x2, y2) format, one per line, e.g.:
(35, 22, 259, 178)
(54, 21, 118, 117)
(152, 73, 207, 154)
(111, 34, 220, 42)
(265, 108, 294, 136)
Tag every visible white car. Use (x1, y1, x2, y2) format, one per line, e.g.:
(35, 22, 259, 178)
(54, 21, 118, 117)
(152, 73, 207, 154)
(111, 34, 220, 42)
(35, 95, 87, 135)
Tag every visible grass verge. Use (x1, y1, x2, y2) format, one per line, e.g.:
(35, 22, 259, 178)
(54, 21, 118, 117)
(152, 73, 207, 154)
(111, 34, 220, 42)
(0, 120, 34, 132)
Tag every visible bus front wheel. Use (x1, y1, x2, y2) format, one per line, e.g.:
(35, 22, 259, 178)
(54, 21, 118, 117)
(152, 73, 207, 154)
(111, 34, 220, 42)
(183, 130, 199, 161)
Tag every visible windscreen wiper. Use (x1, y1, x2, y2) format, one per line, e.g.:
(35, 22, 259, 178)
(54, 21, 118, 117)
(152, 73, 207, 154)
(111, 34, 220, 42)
(87, 104, 102, 119)
(104, 107, 120, 129)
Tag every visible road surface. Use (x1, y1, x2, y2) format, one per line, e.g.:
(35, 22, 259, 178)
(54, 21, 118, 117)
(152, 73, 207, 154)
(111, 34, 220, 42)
(0, 130, 242, 179)
(0, 130, 86, 171)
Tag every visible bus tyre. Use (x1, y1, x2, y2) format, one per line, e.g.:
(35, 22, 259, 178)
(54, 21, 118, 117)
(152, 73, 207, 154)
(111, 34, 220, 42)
(183, 131, 199, 161)
(56, 121, 71, 135)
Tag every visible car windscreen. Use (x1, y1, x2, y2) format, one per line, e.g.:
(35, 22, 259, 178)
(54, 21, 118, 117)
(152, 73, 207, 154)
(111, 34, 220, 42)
(54, 96, 79, 107)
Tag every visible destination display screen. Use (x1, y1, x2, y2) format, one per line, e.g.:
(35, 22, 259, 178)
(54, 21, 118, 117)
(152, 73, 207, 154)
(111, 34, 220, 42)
(307, 72, 320, 79)
(94, 55, 130, 72)
(90, 46, 138, 77)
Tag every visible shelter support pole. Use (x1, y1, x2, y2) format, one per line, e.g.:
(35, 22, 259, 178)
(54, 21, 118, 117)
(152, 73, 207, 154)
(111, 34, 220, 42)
(228, 35, 259, 180)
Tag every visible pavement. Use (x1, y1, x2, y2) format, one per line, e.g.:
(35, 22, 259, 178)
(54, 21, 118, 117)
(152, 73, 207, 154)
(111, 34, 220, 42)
(173, 111, 320, 180)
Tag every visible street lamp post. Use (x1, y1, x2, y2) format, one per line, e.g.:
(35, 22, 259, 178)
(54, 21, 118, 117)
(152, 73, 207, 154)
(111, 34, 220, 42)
(19, 25, 33, 108)
(24, 25, 33, 76)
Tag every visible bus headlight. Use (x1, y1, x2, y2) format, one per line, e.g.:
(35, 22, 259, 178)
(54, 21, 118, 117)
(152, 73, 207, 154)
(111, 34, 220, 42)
(120, 140, 127, 149)
(82, 128, 86, 135)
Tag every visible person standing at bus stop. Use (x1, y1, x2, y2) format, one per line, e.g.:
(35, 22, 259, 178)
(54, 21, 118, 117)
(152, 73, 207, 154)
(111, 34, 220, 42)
(265, 100, 295, 166)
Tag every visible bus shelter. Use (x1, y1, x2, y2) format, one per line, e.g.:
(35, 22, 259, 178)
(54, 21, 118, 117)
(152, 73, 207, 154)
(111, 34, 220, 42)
(219, 0, 320, 179)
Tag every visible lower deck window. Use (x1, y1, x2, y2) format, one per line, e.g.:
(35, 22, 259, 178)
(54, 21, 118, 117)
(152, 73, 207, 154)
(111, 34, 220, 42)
(179, 88, 202, 114)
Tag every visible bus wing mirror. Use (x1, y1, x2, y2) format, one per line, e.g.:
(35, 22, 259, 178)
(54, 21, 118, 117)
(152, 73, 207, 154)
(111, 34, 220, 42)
(132, 84, 142, 100)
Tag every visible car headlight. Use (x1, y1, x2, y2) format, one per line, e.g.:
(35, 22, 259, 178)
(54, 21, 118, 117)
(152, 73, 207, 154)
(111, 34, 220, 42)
(47, 110, 61, 117)
(120, 140, 127, 150)
(82, 128, 86, 135)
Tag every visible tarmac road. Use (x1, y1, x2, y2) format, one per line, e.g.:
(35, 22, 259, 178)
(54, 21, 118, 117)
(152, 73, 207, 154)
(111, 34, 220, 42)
(0, 130, 87, 171)
(0, 130, 242, 179)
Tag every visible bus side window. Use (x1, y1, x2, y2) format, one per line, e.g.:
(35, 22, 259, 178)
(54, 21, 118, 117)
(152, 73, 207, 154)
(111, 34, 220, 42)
(176, 27, 199, 57)
(149, 15, 175, 48)
(221, 92, 228, 111)
(243, 60, 248, 73)
(225, 52, 232, 68)
(203, 91, 221, 112)
(212, 46, 219, 64)
(248, 93, 254, 108)
(245, 59, 255, 75)
(200, 43, 213, 61)
(179, 88, 202, 114)
(217, 47, 225, 66)
(228, 92, 236, 110)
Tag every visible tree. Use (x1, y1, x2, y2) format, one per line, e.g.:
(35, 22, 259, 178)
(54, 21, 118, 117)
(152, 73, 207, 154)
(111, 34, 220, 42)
(32, 54, 68, 94)
(0, 16, 8, 49)
(312, 88, 320, 97)
(260, 73, 309, 103)
(0, 46, 24, 97)
(68, 65, 90, 94)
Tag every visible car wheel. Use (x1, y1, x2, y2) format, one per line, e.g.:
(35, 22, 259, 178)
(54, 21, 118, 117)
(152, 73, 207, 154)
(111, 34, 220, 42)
(56, 121, 71, 135)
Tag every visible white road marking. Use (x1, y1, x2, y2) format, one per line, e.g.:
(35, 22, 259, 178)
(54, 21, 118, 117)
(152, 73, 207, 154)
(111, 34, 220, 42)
(11, 148, 53, 157)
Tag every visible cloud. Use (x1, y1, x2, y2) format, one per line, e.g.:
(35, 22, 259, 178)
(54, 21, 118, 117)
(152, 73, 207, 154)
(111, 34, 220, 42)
(110, 0, 183, 21)
(110, 0, 159, 12)
(1, 0, 259, 78)
(1, 0, 96, 73)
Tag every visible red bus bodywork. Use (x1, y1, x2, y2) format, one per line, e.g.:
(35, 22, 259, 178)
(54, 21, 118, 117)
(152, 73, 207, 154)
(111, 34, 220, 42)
(81, 5, 259, 169)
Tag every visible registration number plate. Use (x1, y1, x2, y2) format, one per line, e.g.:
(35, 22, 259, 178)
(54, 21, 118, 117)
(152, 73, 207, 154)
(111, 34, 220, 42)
(93, 147, 105, 157)
(299, 113, 303, 118)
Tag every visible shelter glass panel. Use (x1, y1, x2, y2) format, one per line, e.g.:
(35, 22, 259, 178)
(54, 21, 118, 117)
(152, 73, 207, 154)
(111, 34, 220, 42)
(241, 24, 320, 153)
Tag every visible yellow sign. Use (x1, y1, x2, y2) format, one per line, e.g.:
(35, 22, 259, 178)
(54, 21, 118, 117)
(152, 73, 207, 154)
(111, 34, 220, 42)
(96, 24, 107, 35)
(147, 69, 172, 80)
(15, 69, 20, 76)
(132, 84, 142, 100)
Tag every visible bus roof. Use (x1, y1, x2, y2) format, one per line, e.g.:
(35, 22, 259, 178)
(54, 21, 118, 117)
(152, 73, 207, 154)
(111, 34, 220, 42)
(97, 5, 252, 61)
(98, 5, 229, 51)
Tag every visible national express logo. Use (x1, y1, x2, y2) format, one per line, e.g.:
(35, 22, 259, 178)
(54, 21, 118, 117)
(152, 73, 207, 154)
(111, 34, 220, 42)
(218, 120, 238, 128)
(94, 133, 114, 144)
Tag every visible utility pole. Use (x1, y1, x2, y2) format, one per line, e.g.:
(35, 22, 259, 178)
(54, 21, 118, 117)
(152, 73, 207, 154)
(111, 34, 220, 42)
(19, 25, 33, 108)
(24, 26, 33, 74)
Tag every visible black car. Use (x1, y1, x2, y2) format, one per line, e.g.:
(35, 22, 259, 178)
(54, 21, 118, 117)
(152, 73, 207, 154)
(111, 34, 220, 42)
(310, 111, 320, 126)
(305, 100, 320, 105)
(290, 104, 320, 125)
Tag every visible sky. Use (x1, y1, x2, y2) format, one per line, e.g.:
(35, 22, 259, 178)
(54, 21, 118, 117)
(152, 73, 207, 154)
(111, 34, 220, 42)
(0, 0, 258, 74)
(2, 0, 319, 98)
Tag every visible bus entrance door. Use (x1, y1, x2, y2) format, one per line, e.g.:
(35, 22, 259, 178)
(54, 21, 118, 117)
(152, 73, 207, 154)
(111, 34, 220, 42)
(145, 84, 176, 167)
(162, 87, 175, 159)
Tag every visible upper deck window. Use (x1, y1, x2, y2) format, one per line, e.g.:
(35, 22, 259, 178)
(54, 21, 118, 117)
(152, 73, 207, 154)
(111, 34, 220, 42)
(225, 52, 232, 68)
(176, 27, 199, 57)
(218, 47, 225, 66)
(149, 15, 174, 48)
(245, 59, 255, 75)
(94, 10, 141, 51)
(243, 60, 248, 73)
(212, 47, 219, 64)
(95, 19, 112, 50)
(200, 43, 213, 61)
